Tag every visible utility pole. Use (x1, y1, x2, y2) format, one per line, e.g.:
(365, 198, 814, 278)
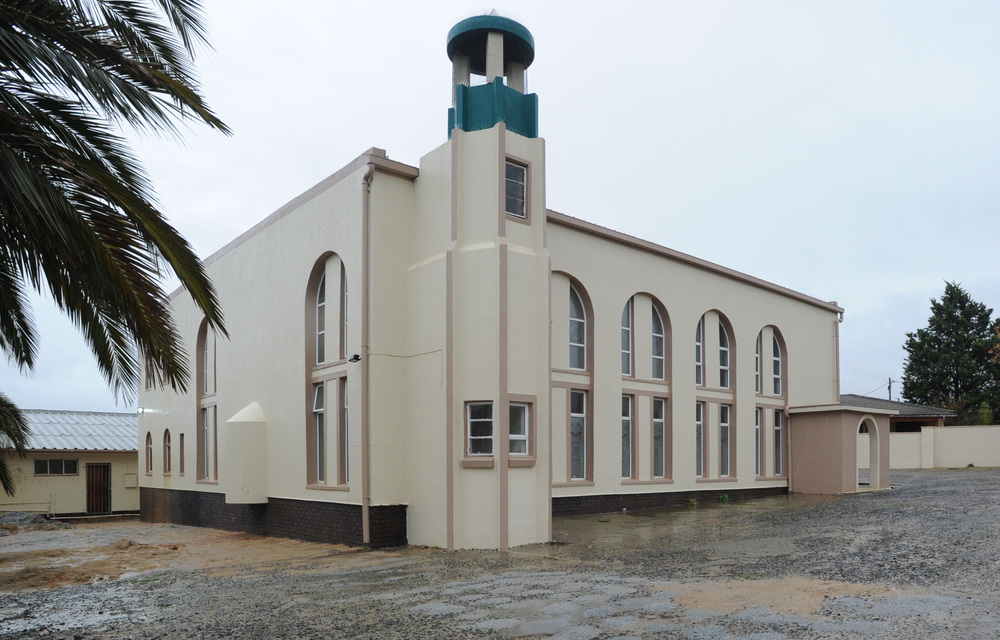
(888, 377, 893, 401)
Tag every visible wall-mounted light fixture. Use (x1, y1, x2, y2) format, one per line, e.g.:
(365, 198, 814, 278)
(349, 354, 361, 363)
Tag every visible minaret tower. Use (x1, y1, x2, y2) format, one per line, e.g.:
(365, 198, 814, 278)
(404, 14, 550, 550)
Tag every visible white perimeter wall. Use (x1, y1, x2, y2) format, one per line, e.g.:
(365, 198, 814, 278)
(858, 426, 1000, 469)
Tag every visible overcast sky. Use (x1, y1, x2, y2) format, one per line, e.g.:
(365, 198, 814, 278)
(3, 0, 999, 413)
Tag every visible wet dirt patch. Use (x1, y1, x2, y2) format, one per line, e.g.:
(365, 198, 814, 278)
(669, 576, 909, 617)
(0, 539, 178, 591)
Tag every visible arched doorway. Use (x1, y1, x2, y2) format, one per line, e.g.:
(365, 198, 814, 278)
(857, 417, 880, 491)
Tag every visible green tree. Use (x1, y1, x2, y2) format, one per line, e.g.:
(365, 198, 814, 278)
(902, 282, 1000, 425)
(0, 0, 229, 495)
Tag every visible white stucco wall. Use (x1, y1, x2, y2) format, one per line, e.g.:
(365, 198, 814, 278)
(548, 219, 841, 499)
(140, 158, 370, 505)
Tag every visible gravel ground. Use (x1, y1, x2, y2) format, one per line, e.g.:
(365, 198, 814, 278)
(3, 469, 1000, 639)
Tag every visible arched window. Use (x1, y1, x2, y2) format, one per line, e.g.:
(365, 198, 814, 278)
(719, 324, 730, 389)
(756, 327, 786, 398)
(306, 253, 349, 487)
(772, 335, 782, 395)
(196, 318, 217, 482)
(621, 298, 633, 376)
(163, 430, 171, 474)
(755, 333, 761, 393)
(569, 285, 586, 370)
(316, 274, 327, 364)
(145, 432, 153, 474)
(694, 317, 704, 385)
(652, 306, 665, 380)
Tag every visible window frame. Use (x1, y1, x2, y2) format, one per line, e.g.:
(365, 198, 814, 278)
(755, 407, 762, 477)
(652, 306, 666, 381)
(306, 256, 351, 490)
(145, 431, 153, 475)
(719, 324, 730, 389)
(773, 335, 782, 396)
(570, 390, 588, 480)
(774, 409, 784, 476)
(569, 285, 587, 370)
(316, 273, 327, 364)
(466, 401, 495, 457)
(33, 459, 79, 476)
(504, 160, 528, 219)
(509, 402, 530, 456)
(339, 377, 349, 484)
(719, 404, 731, 477)
(621, 395, 634, 479)
(652, 397, 668, 479)
(695, 402, 704, 478)
(755, 333, 761, 394)
(163, 429, 171, 475)
(695, 317, 704, 386)
(314, 383, 326, 483)
(621, 298, 633, 377)
(196, 318, 217, 484)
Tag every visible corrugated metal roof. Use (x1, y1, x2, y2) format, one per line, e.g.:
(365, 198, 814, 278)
(19, 409, 138, 452)
(839, 394, 954, 417)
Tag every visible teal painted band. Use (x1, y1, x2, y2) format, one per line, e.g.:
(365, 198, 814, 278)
(448, 81, 538, 139)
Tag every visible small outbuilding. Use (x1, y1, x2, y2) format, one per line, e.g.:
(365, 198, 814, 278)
(0, 410, 139, 517)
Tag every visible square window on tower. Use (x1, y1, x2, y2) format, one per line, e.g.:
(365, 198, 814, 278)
(505, 161, 526, 218)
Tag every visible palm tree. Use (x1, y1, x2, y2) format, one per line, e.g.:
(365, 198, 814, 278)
(0, 0, 229, 495)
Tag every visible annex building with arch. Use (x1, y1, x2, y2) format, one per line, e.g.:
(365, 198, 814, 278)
(138, 15, 889, 550)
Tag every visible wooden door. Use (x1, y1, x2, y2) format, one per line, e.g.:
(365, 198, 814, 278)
(86, 463, 112, 515)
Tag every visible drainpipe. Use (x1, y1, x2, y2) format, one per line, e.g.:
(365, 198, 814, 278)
(361, 163, 375, 544)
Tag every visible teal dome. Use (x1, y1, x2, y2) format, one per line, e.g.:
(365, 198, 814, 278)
(447, 15, 535, 76)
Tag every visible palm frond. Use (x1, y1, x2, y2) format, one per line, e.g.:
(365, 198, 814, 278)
(0, 0, 229, 416)
(0, 392, 29, 496)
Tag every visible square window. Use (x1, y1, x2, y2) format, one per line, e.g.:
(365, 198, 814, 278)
(510, 403, 529, 455)
(467, 402, 494, 456)
(34, 459, 47, 475)
(505, 161, 526, 218)
(64, 459, 78, 475)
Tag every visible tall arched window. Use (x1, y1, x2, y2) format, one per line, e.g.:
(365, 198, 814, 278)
(772, 335, 782, 395)
(755, 333, 762, 393)
(621, 298, 633, 376)
(694, 317, 704, 385)
(569, 285, 586, 370)
(316, 274, 327, 364)
(696, 311, 736, 480)
(306, 253, 349, 487)
(145, 432, 153, 474)
(755, 326, 786, 478)
(719, 324, 730, 389)
(652, 306, 665, 380)
(196, 318, 217, 482)
(163, 430, 171, 474)
(756, 327, 786, 398)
